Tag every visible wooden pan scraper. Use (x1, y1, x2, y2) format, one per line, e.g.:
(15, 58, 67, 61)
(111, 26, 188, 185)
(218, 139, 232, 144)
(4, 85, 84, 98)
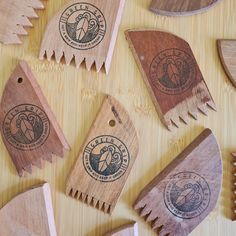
(134, 129, 222, 236)
(0, 183, 57, 236)
(149, 0, 221, 16)
(0, 0, 47, 44)
(125, 30, 216, 130)
(66, 95, 139, 214)
(0, 61, 70, 176)
(39, 0, 125, 73)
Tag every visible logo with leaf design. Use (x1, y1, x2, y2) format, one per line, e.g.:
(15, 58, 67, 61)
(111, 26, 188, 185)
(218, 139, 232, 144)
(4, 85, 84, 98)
(83, 135, 130, 182)
(150, 49, 196, 95)
(59, 3, 106, 50)
(164, 172, 211, 219)
(3, 104, 50, 151)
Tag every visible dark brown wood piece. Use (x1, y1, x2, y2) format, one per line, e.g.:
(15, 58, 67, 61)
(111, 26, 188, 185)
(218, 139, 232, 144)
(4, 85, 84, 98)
(217, 40, 236, 88)
(149, 0, 221, 16)
(0, 61, 70, 176)
(125, 30, 216, 130)
(134, 129, 222, 236)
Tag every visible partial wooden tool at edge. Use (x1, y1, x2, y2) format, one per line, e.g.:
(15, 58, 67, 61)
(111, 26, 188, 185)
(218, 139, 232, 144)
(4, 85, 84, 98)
(0, 0, 47, 44)
(233, 153, 236, 221)
(134, 129, 222, 236)
(217, 40, 236, 88)
(149, 0, 221, 16)
(0, 61, 69, 176)
(0, 183, 57, 236)
(66, 95, 138, 214)
(126, 30, 216, 130)
(104, 222, 138, 236)
(39, 0, 125, 73)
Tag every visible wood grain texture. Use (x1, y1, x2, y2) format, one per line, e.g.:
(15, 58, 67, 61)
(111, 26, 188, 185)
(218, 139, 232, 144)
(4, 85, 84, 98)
(233, 153, 236, 221)
(0, 0, 46, 44)
(104, 222, 138, 236)
(0, 0, 236, 235)
(0, 183, 57, 236)
(134, 129, 222, 236)
(126, 30, 216, 130)
(66, 95, 138, 214)
(217, 40, 236, 88)
(0, 61, 69, 176)
(149, 0, 221, 16)
(39, 0, 125, 73)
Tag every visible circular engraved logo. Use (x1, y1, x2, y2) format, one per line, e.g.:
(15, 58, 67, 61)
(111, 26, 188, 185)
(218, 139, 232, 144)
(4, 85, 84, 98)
(83, 135, 130, 182)
(164, 172, 211, 219)
(3, 104, 50, 151)
(150, 49, 196, 95)
(59, 3, 106, 50)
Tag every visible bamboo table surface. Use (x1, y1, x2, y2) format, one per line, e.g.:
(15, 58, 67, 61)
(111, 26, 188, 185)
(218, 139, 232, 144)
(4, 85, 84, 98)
(0, 0, 235, 235)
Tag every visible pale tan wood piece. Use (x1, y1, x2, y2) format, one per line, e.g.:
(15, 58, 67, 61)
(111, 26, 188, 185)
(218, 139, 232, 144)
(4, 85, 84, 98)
(0, 0, 46, 44)
(217, 40, 236, 88)
(0, 183, 57, 236)
(104, 222, 138, 236)
(66, 95, 139, 214)
(0, 61, 70, 176)
(233, 153, 236, 221)
(149, 0, 221, 16)
(39, 0, 125, 74)
(134, 129, 222, 236)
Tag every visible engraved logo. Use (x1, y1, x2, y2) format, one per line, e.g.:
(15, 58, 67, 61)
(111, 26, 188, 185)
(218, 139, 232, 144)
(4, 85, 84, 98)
(3, 104, 50, 151)
(83, 135, 130, 182)
(150, 49, 196, 95)
(164, 172, 211, 219)
(59, 3, 106, 50)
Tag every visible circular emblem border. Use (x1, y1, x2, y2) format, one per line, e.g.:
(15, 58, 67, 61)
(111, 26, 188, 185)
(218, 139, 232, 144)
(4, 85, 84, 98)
(82, 135, 130, 183)
(59, 2, 107, 50)
(2, 104, 50, 151)
(149, 48, 196, 95)
(164, 171, 211, 219)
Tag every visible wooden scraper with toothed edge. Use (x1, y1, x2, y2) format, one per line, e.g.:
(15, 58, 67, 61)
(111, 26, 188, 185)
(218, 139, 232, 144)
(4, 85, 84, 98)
(0, 61, 70, 177)
(149, 0, 221, 17)
(66, 95, 139, 214)
(39, 0, 125, 74)
(104, 222, 138, 236)
(217, 40, 236, 88)
(134, 129, 222, 236)
(0, 0, 47, 44)
(0, 183, 57, 236)
(125, 30, 216, 130)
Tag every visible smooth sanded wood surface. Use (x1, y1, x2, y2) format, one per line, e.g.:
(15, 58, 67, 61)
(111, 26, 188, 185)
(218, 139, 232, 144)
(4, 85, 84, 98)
(0, 0, 235, 235)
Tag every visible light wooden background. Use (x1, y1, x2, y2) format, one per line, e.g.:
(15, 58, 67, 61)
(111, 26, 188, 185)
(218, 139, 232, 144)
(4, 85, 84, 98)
(0, 0, 235, 235)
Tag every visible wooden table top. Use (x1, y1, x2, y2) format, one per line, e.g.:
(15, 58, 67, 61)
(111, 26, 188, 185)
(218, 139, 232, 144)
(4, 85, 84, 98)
(0, 0, 235, 235)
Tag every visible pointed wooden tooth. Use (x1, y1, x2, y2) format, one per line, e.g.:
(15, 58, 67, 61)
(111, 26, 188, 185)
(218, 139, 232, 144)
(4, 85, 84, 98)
(98, 201, 104, 210)
(14, 25, 28, 35)
(189, 110, 198, 120)
(55, 50, 63, 64)
(92, 198, 99, 207)
(207, 101, 217, 111)
(64, 52, 74, 65)
(105, 60, 111, 75)
(140, 205, 151, 217)
(179, 115, 187, 124)
(24, 7, 38, 18)
(18, 15, 33, 27)
(134, 200, 146, 210)
(46, 50, 54, 61)
(151, 217, 162, 229)
(95, 60, 104, 72)
(28, 0, 45, 9)
(171, 119, 179, 128)
(86, 195, 93, 204)
(159, 228, 170, 236)
(103, 203, 110, 213)
(85, 58, 95, 71)
(4, 34, 22, 44)
(75, 56, 84, 68)
(23, 164, 33, 174)
(65, 186, 72, 196)
(81, 193, 87, 202)
(198, 104, 208, 116)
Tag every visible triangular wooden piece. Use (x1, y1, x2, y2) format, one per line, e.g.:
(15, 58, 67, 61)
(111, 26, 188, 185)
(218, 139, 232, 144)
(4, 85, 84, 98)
(0, 61, 70, 176)
(39, 0, 125, 74)
(66, 95, 138, 214)
(125, 30, 216, 130)
(0, 183, 57, 236)
(134, 129, 222, 236)
(233, 153, 236, 221)
(0, 0, 47, 44)
(104, 222, 138, 236)
(149, 0, 220, 16)
(217, 40, 236, 88)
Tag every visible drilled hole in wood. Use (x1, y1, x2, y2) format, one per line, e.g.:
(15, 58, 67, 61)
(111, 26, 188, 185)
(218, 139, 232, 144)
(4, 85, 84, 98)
(17, 77, 23, 83)
(109, 120, 116, 127)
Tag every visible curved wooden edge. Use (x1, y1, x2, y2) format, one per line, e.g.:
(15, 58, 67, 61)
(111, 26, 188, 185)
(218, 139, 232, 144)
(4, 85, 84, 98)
(104, 222, 138, 236)
(149, 0, 221, 17)
(217, 39, 236, 88)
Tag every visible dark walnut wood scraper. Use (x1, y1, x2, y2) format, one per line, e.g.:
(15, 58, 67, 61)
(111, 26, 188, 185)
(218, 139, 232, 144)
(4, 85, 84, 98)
(126, 30, 216, 130)
(66, 95, 139, 214)
(134, 129, 222, 236)
(0, 61, 69, 176)
(149, 0, 221, 16)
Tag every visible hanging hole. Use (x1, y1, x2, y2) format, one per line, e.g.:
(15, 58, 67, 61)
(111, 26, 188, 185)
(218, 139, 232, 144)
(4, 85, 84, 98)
(109, 120, 116, 127)
(17, 77, 23, 83)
